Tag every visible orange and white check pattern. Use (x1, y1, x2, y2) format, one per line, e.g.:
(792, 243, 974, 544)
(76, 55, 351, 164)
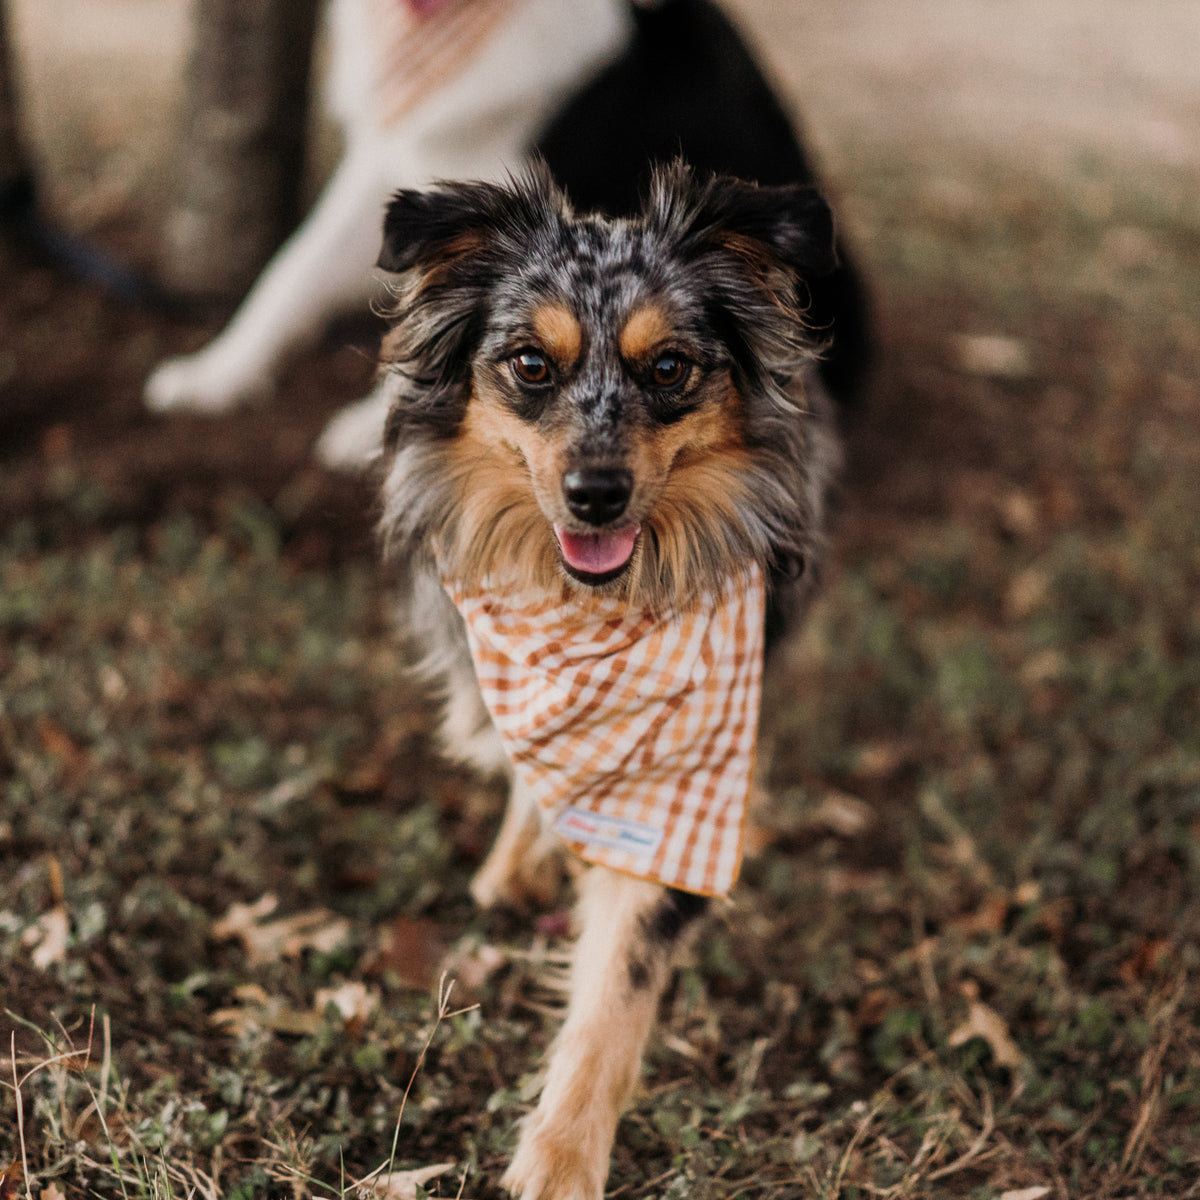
(368, 0, 521, 128)
(441, 564, 766, 897)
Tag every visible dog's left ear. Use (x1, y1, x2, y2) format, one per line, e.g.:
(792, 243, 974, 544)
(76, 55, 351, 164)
(647, 163, 836, 280)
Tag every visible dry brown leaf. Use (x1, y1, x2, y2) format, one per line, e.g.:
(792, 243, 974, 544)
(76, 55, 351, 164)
(22, 904, 70, 970)
(360, 1162, 456, 1199)
(212, 894, 279, 939)
(1118, 937, 1171, 984)
(812, 791, 874, 837)
(442, 942, 507, 993)
(213, 895, 350, 966)
(949, 997, 1026, 1072)
(270, 910, 352, 959)
(36, 716, 87, 772)
(1005, 566, 1050, 620)
(315, 981, 379, 1029)
(233, 982, 270, 1005)
(948, 891, 1010, 937)
(998, 489, 1040, 538)
(40, 1183, 68, 1200)
(210, 984, 322, 1038)
(368, 916, 448, 991)
(0, 1161, 23, 1200)
(852, 741, 911, 781)
(952, 332, 1033, 379)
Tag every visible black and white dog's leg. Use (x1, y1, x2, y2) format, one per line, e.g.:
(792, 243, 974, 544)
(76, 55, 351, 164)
(313, 373, 394, 468)
(145, 150, 388, 413)
(503, 872, 706, 1200)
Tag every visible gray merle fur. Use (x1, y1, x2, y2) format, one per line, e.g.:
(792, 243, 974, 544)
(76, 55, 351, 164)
(377, 162, 842, 641)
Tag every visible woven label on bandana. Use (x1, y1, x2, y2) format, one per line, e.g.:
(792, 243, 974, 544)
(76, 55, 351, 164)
(441, 564, 765, 897)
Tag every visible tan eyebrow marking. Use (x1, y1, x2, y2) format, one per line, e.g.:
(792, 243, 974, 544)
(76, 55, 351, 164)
(619, 304, 674, 362)
(532, 303, 582, 368)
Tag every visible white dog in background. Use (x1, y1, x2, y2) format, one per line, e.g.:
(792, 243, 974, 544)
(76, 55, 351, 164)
(144, 0, 632, 468)
(146, 0, 870, 472)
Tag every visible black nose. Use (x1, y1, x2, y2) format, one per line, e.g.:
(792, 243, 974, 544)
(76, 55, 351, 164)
(562, 468, 632, 526)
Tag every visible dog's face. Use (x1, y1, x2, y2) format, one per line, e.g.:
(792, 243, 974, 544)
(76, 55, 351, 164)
(378, 163, 836, 609)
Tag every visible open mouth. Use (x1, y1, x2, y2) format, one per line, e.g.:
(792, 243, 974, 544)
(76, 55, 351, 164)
(553, 524, 640, 585)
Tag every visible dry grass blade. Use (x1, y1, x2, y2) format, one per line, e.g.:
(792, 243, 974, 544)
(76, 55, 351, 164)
(926, 1087, 996, 1182)
(7, 1036, 26, 1200)
(352, 974, 475, 1197)
(827, 1099, 880, 1199)
(5, 1014, 97, 1199)
(1120, 973, 1187, 1176)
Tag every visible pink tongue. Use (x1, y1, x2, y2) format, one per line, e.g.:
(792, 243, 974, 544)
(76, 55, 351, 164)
(555, 525, 639, 575)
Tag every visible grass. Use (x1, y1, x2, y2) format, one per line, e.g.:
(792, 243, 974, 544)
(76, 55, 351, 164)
(3, 155, 1200, 1197)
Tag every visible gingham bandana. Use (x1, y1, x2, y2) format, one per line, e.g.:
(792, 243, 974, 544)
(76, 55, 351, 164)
(441, 563, 766, 897)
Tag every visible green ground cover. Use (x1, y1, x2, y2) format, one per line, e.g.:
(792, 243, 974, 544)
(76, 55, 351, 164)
(3, 159, 1199, 1197)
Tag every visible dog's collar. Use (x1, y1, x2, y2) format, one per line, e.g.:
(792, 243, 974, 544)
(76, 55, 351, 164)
(441, 563, 766, 897)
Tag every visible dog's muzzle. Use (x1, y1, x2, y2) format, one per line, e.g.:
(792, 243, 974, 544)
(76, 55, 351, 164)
(556, 468, 639, 582)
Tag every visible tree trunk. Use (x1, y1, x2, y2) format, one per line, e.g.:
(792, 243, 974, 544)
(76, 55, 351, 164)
(0, 0, 31, 200)
(158, 0, 320, 297)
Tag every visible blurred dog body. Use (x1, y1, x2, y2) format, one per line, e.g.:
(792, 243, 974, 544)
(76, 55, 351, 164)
(143, 0, 632, 435)
(143, 0, 869, 470)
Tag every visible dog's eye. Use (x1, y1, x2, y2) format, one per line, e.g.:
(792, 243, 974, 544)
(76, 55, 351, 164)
(651, 354, 690, 390)
(512, 351, 551, 386)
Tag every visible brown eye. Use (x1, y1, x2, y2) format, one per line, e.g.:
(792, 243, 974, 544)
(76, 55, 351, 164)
(651, 354, 689, 389)
(512, 351, 550, 386)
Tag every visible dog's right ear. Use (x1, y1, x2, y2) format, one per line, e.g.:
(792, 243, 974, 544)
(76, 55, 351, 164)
(377, 186, 491, 274)
(375, 169, 566, 448)
(377, 167, 561, 273)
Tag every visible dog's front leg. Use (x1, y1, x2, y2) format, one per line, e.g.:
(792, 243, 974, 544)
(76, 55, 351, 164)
(503, 869, 706, 1200)
(469, 780, 563, 911)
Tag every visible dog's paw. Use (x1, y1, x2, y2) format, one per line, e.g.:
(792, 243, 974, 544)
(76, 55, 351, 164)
(144, 351, 273, 414)
(501, 1116, 606, 1200)
(314, 392, 388, 470)
(469, 840, 563, 911)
